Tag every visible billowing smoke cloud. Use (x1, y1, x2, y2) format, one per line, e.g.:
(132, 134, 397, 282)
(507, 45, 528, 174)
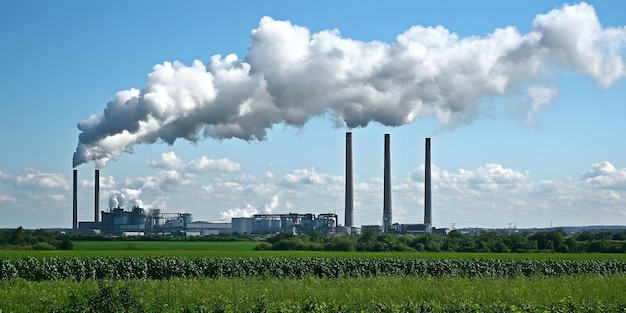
(73, 3, 625, 168)
(108, 191, 126, 209)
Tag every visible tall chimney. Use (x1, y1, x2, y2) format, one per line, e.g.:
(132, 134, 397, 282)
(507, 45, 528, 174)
(424, 138, 432, 226)
(345, 132, 354, 227)
(94, 169, 100, 223)
(383, 134, 392, 233)
(73, 169, 78, 229)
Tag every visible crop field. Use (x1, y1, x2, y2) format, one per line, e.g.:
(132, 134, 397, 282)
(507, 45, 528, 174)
(3, 240, 626, 259)
(1, 241, 626, 312)
(1, 274, 626, 312)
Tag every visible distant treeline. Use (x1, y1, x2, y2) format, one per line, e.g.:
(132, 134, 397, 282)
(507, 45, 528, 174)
(3, 227, 626, 253)
(0, 228, 255, 250)
(0, 227, 73, 250)
(255, 229, 626, 253)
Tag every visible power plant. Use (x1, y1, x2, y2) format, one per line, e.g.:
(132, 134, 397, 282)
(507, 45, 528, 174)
(72, 133, 442, 236)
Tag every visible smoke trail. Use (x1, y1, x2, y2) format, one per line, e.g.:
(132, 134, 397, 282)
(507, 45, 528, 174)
(73, 2, 625, 168)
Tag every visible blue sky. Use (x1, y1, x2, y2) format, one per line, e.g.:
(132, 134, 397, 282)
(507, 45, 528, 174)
(0, 1, 625, 229)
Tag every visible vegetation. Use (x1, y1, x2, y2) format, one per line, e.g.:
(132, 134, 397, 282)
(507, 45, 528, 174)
(2, 227, 626, 312)
(1, 275, 626, 312)
(0, 227, 73, 250)
(3, 226, 626, 254)
(257, 229, 626, 253)
(2, 256, 626, 281)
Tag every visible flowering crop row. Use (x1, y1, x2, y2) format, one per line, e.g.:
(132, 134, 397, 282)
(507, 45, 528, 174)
(2, 257, 626, 281)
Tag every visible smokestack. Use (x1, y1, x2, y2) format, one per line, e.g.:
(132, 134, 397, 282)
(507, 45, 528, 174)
(424, 138, 432, 226)
(383, 134, 392, 233)
(94, 169, 100, 223)
(345, 132, 353, 227)
(73, 169, 78, 229)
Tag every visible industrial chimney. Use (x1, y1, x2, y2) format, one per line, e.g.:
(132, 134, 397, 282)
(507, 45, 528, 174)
(383, 134, 392, 233)
(73, 169, 78, 229)
(94, 169, 100, 223)
(345, 132, 354, 228)
(424, 138, 432, 226)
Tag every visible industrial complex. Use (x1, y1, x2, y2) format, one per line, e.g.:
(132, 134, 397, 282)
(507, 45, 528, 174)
(72, 133, 444, 236)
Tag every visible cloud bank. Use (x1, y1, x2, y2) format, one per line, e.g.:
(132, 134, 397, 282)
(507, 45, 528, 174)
(1, 160, 624, 227)
(73, 3, 626, 168)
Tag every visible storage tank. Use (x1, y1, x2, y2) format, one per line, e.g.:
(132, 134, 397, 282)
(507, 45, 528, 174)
(282, 218, 293, 231)
(170, 218, 182, 228)
(255, 219, 271, 233)
(182, 213, 192, 226)
(150, 209, 161, 226)
(270, 219, 281, 232)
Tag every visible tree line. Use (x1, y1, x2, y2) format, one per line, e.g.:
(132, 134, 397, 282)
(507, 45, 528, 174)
(255, 229, 626, 253)
(0, 227, 253, 250)
(0, 227, 73, 250)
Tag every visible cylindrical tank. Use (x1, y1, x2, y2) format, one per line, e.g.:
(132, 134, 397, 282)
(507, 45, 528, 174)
(182, 213, 192, 226)
(270, 219, 281, 232)
(255, 219, 271, 233)
(170, 218, 182, 228)
(282, 219, 293, 230)
(150, 209, 161, 225)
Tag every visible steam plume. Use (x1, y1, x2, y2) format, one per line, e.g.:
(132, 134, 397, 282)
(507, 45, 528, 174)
(73, 3, 625, 168)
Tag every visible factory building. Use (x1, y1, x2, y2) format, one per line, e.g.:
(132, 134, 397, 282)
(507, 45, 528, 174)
(79, 205, 232, 236)
(73, 172, 231, 236)
(231, 213, 339, 235)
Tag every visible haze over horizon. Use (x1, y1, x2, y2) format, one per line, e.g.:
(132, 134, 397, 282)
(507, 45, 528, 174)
(1, 1, 625, 229)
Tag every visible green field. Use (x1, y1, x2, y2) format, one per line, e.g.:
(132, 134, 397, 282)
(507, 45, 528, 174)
(2, 241, 626, 312)
(1, 275, 625, 312)
(3, 240, 626, 259)
(73, 240, 260, 251)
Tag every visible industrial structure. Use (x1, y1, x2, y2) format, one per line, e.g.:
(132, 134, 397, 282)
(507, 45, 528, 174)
(383, 133, 392, 233)
(232, 213, 339, 235)
(344, 132, 354, 228)
(74, 169, 231, 236)
(342, 133, 436, 235)
(71, 133, 443, 237)
(424, 137, 432, 226)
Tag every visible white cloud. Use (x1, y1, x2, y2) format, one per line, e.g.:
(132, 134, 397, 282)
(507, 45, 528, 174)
(73, 3, 626, 168)
(187, 156, 241, 173)
(10, 168, 69, 190)
(0, 195, 17, 203)
(147, 152, 241, 173)
(581, 161, 626, 190)
(147, 152, 185, 170)
(282, 167, 342, 185)
(219, 204, 258, 220)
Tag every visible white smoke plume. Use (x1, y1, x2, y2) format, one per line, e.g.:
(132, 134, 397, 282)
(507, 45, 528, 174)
(73, 3, 625, 168)
(108, 191, 127, 209)
(219, 194, 281, 220)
